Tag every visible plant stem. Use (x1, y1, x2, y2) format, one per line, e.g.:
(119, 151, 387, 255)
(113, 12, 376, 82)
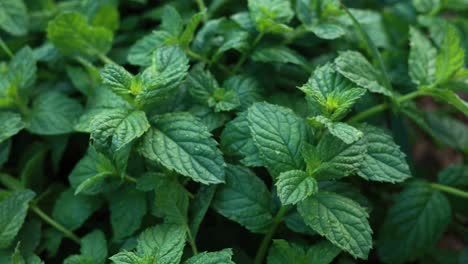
(30, 205, 81, 243)
(233, 33, 264, 74)
(254, 206, 289, 264)
(341, 3, 392, 92)
(348, 90, 426, 123)
(431, 183, 468, 199)
(185, 225, 199, 255)
(124, 174, 137, 183)
(0, 37, 14, 59)
(97, 53, 116, 65)
(185, 48, 211, 64)
(195, 0, 208, 21)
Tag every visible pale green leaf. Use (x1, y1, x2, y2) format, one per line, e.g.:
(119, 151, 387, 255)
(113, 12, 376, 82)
(0, 190, 35, 249)
(378, 181, 451, 263)
(310, 115, 363, 144)
(213, 164, 274, 233)
(335, 51, 392, 96)
(247, 102, 306, 176)
(276, 170, 318, 205)
(0, 0, 28, 36)
(184, 249, 234, 264)
(435, 24, 465, 84)
(408, 27, 437, 86)
(298, 192, 372, 259)
(248, 0, 294, 33)
(47, 12, 113, 59)
(0, 112, 24, 143)
(308, 22, 346, 40)
(28, 92, 83, 135)
(140, 112, 225, 184)
(357, 125, 411, 183)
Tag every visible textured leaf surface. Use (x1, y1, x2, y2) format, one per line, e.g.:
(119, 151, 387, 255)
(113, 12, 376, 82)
(52, 189, 100, 231)
(252, 46, 309, 68)
(28, 92, 83, 135)
(378, 182, 451, 263)
(247, 102, 306, 176)
(311, 115, 363, 144)
(91, 109, 150, 151)
(307, 240, 341, 264)
(408, 27, 437, 85)
(184, 249, 234, 264)
(435, 24, 465, 84)
(298, 192, 372, 259)
(267, 239, 308, 264)
(248, 0, 294, 33)
(357, 125, 411, 183)
(437, 164, 468, 187)
(47, 12, 113, 58)
(276, 170, 318, 205)
(213, 164, 273, 233)
(136, 224, 186, 264)
(140, 112, 225, 184)
(335, 51, 392, 96)
(0, 0, 28, 36)
(0, 190, 35, 249)
(0, 112, 24, 143)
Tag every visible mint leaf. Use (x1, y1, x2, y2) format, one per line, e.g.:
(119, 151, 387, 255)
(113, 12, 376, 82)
(299, 63, 366, 120)
(422, 88, 468, 115)
(223, 75, 263, 110)
(47, 12, 113, 59)
(378, 182, 452, 263)
(276, 170, 318, 205)
(0, 112, 24, 143)
(213, 164, 274, 233)
(91, 109, 150, 151)
(357, 125, 411, 183)
(267, 239, 309, 264)
(335, 51, 392, 97)
(409, 27, 437, 86)
(310, 115, 363, 144)
(153, 174, 189, 225)
(28, 92, 83, 135)
(435, 24, 465, 84)
(248, 0, 294, 33)
(80, 230, 107, 264)
(307, 240, 341, 264)
(0, 0, 28, 36)
(184, 249, 234, 264)
(140, 112, 225, 184)
(0, 190, 35, 249)
(298, 192, 372, 259)
(437, 164, 468, 188)
(252, 45, 310, 69)
(247, 102, 306, 177)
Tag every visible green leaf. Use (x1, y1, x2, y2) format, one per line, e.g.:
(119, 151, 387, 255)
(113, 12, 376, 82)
(138, 224, 186, 264)
(304, 133, 366, 180)
(47, 12, 113, 59)
(412, 0, 441, 13)
(299, 63, 366, 121)
(0, 190, 35, 249)
(91, 109, 150, 151)
(0, 140, 11, 169)
(0, 0, 28, 36)
(310, 115, 363, 144)
(357, 125, 411, 183)
(137, 46, 189, 106)
(335, 51, 392, 97)
(308, 22, 346, 40)
(184, 248, 235, 264)
(298, 191, 372, 259)
(189, 185, 216, 238)
(52, 189, 101, 231)
(109, 186, 147, 240)
(267, 239, 308, 264)
(306, 240, 341, 264)
(213, 164, 274, 233)
(160, 6, 183, 36)
(247, 102, 306, 176)
(186, 66, 219, 104)
(8, 46, 37, 94)
(127, 32, 173, 66)
(378, 181, 452, 263)
(252, 45, 309, 69)
(153, 174, 189, 225)
(68, 146, 118, 195)
(140, 112, 225, 184)
(179, 13, 204, 48)
(437, 164, 468, 188)
(81, 230, 107, 264)
(91, 4, 120, 32)
(0, 112, 24, 143)
(220, 111, 262, 167)
(435, 24, 465, 84)
(100, 64, 137, 101)
(223, 75, 263, 110)
(276, 170, 318, 205)
(408, 27, 437, 86)
(28, 92, 83, 135)
(422, 88, 468, 115)
(248, 0, 294, 33)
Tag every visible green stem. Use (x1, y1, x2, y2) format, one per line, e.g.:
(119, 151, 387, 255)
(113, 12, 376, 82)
(233, 33, 264, 74)
(30, 205, 81, 243)
(185, 48, 211, 64)
(195, 0, 208, 21)
(431, 183, 468, 199)
(124, 174, 137, 183)
(348, 90, 425, 123)
(97, 53, 116, 65)
(185, 225, 199, 255)
(341, 3, 392, 92)
(0, 37, 14, 59)
(254, 206, 289, 264)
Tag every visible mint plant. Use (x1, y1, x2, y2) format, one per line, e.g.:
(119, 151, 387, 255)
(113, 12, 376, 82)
(1, 0, 467, 263)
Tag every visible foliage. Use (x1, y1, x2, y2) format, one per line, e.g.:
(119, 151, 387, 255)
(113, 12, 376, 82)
(0, 0, 467, 263)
